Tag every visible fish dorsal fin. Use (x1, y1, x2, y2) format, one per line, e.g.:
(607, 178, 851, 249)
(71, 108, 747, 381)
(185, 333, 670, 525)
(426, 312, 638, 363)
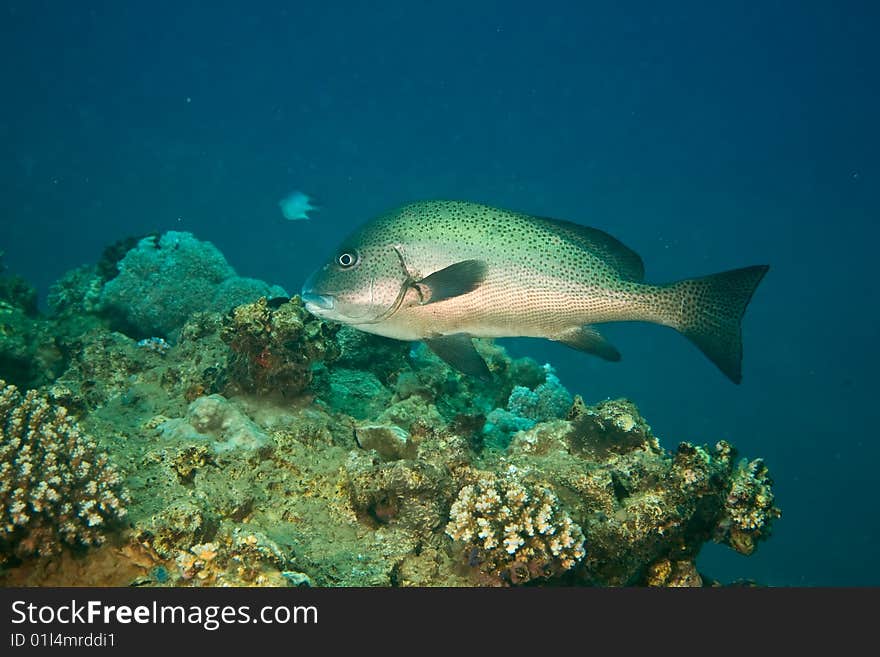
(413, 259, 487, 305)
(536, 216, 645, 282)
(424, 334, 491, 379)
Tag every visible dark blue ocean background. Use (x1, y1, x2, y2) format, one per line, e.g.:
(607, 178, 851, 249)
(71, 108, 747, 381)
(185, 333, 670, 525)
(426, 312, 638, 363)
(1, 0, 877, 585)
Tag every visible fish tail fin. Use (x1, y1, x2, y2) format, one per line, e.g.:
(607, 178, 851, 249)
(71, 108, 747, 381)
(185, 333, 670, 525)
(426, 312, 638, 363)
(669, 265, 769, 383)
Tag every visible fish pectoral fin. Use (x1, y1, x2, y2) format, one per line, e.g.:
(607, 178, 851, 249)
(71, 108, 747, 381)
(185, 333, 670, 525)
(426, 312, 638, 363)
(554, 325, 621, 362)
(424, 334, 491, 379)
(412, 260, 487, 305)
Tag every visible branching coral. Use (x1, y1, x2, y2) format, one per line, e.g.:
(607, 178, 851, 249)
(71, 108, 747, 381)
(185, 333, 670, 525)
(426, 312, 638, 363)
(446, 467, 585, 583)
(508, 368, 573, 421)
(0, 380, 128, 563)
(483, 365, 573, 447)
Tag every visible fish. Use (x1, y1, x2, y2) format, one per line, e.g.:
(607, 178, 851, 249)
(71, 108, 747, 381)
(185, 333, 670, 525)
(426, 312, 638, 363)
(301, 200, 769, 383)
(279, 190, 317, 220)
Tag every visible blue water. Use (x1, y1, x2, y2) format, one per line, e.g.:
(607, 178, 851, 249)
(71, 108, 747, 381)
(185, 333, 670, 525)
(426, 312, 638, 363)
(1, 0, 877, 585)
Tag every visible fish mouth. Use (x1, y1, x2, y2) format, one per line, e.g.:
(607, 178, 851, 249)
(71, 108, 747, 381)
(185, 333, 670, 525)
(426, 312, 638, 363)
(301, 291, 335, 312)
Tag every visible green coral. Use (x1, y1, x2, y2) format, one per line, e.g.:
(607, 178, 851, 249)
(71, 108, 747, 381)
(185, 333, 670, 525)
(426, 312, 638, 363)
(47, 265, 105, 317)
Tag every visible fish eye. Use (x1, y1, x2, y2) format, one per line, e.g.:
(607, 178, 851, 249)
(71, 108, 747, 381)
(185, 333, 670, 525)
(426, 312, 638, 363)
(336, 251, 359, 268)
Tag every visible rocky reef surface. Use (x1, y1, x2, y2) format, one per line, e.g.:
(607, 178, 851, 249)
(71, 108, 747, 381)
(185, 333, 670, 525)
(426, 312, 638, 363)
(0, 234, 779, 586)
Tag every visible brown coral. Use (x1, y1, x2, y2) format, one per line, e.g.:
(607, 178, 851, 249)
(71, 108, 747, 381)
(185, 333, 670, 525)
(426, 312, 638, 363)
(220, 296, 340, 397)
(715, 457, 780, 555)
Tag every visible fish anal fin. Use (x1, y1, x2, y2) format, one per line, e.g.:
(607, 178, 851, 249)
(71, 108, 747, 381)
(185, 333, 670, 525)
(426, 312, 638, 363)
(554, 325, 621, 362)
(424, 334, 491, 379)
(415, 260, 487, 305)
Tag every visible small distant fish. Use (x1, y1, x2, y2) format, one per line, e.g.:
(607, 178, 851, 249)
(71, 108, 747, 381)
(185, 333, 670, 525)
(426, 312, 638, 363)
(301, 200, 769, 383)
(279, 190, 317, 221)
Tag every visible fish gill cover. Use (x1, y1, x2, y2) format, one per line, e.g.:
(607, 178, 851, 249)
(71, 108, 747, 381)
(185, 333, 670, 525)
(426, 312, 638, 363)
(0, 232, 778, 586)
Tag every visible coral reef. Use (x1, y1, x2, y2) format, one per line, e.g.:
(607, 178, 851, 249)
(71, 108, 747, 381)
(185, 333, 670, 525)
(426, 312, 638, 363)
(499, 405, 780, 585)
(172, 528, 298, 586)
(98, 231, 286, 338)
(0, 304, 65, 389)
(0, 258, 90, 389)
(483, 365, 573, 447)
(47, 265, 105, 317)
(446, 467, 586, 583)
(343, 440, 459, 540)
(0, 380, 128, 564)
(715, 457, 780, 555)
(0, 233, 780, 587)
(220, 296, 340, 397)
(332, 326, 411, 384)
(645, 558, 703, 587)
(96, 234, 158, 283)
(0, 273, 37, 317)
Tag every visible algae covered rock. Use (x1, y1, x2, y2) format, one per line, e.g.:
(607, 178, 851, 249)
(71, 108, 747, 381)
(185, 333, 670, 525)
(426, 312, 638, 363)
(221, 296, 340, 397)
(645, 558, 703, 587)
(498, 409, 780, 585)
(160, 394, 273, 454)
(323, 368, 390, 419)
(333, 326, 410, 382)
(355, 424, 414, 461)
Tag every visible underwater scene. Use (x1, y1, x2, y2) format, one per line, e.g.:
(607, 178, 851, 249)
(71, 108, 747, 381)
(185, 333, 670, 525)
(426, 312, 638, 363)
(0, 1, 877, 587)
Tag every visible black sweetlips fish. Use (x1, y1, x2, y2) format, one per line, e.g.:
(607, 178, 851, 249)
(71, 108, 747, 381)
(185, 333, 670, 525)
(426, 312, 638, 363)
(302, 200, 768, 383)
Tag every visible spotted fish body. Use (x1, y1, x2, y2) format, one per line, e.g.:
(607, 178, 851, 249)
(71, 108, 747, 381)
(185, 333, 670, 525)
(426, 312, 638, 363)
(302, 200, 768, 383)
